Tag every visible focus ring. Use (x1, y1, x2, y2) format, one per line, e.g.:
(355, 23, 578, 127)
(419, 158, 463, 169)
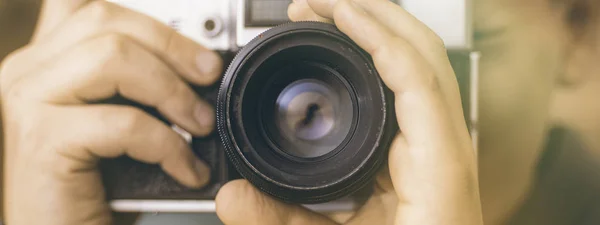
(217, 21, 397, 204)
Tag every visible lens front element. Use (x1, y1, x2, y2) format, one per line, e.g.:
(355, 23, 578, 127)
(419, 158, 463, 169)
(262, 65, 355, 158)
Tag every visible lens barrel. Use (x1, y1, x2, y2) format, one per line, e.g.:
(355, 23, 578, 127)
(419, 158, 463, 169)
(217, 21, 396, 204)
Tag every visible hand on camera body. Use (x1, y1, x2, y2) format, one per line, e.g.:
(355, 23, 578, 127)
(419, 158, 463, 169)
(0, 1, 222, 224)
(0, 0, 483, 224)
(214, 0, 483, 224)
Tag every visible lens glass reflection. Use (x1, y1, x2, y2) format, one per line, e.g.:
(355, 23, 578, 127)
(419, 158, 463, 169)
(272, 79, 353, 158)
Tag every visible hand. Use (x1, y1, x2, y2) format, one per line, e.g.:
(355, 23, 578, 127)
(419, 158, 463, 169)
(0, 1, 222, 224)
(215, 0, 483, 224)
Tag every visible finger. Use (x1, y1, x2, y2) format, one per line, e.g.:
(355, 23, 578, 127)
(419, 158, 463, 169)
(33, 0, 93, 42)
(392, 134, 482, 223)
(18, 34, 214, 137)
(345, 188, 397, 225)
(308, 0, 447, 60)
(326, 2, 482, 223)
(306, 0, 337, 18)
(388, 134, 481, 224)
(310, 0, 465, 125)
(215, 180, 338, 225)
(350, 0, 449, 63)
(329, 0, 468, 145)
(288, 0, 332, 23)
(54, 105, 211, 188)
(35, 1, 222, 86)
(337, 0, 464, 121)
(329, 0, 434, 96)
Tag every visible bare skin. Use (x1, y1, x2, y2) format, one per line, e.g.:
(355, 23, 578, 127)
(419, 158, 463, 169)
(1, 1, 222, 224)
(0, 0, 484, 224)
(552, 0, 600, 158)
(217, 0, 600, 225)
(216, 0, 482, 224)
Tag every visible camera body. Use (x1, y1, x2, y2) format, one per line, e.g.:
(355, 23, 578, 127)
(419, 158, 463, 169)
(105, 0, 479, 212)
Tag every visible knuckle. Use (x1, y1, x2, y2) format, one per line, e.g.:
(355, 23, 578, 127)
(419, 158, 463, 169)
(167, 79, 185, 99)
(287, 2, 311, 22)
(333, 0, 356, 19)
(154, 78, 182, 107)
(114, 106, 149, 134)
(424, 71, 442, 92)
(372, 36, 401, 61)
(2, 78, 28, 102)
(376, 39, 442, 93)
(430, 32, 447, 52)
(92, 34, 132, 68)
(0, 47, 30, 90)
(332, 0, 346, 19)
(44, 153, 81, 180)
(101, 34, 131, 56)
(85, 1, 116, 25)
(1, 48, 24, 67)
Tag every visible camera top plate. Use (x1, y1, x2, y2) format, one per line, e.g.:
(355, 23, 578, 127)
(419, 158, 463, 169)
(108, 0, 473, 51)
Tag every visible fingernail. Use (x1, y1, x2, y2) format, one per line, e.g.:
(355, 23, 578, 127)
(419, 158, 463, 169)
(193, 159, 211, 187)
(194, 103, 215, 131)
(195, 51, 222, 80)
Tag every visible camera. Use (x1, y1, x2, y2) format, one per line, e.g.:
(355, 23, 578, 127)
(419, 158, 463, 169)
(104, 0, 479, 212)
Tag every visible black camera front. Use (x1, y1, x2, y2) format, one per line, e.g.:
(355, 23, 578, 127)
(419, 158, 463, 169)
(217, 21, 396, 203)
(100, 22, 395, 205)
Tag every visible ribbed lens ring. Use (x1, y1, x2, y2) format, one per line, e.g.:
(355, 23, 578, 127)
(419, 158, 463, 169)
(216, 21, 396, 203)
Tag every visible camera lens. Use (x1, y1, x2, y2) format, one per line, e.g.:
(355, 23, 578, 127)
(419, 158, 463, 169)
(273, 79, 347, 157)
(279, 82, 335, 142)
(263, 66, 354, 159)
(217, 22, 396, 203)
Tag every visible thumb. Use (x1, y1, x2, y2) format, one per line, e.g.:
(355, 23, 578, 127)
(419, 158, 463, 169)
(33, 0, 94, 42)
(216, 180, 339, 225)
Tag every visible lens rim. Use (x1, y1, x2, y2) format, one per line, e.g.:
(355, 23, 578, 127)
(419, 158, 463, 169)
(217, 22, 397, 204)
(231, 41, 375, 186)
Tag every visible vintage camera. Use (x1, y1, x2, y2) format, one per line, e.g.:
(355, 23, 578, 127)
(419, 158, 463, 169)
(104, 0, 479, 212)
